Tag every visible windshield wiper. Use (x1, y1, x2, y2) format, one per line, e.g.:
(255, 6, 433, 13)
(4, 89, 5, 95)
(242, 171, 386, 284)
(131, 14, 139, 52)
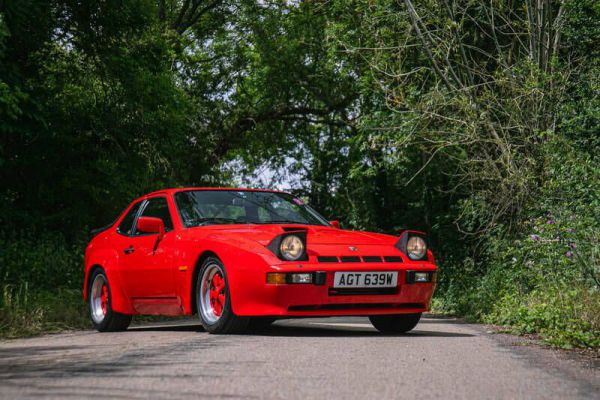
(255, 219, 307, 225)
(188, 217, 245, 226)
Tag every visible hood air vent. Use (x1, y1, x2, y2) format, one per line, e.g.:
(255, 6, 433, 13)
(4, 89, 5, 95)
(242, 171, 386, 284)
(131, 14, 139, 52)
(316, 255, 404, 263)
(317, 256, 339, 263)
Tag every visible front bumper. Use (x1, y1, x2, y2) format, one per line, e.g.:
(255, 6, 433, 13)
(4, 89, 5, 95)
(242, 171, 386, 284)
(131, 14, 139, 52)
(232, 262, 437, 317)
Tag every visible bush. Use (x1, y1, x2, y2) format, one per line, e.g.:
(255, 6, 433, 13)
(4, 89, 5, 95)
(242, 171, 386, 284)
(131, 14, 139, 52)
(0, 232, 84, 290)
(484, 285, 600, 348)
(436, 137, 600, 348)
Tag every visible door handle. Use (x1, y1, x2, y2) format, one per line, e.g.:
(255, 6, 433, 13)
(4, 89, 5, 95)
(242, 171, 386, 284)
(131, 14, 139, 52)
(123, 245, 135, 255)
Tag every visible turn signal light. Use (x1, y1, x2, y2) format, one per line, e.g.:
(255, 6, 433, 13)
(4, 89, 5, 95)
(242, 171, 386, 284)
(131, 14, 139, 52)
(266, 273, 287, 284)
(266, 272, 315, 284)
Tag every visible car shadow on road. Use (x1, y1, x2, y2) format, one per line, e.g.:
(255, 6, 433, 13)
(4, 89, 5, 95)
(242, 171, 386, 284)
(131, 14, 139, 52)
(250, 325, 475, 338)
(128, 324, 205, 332)
(127, 322, 474, 338)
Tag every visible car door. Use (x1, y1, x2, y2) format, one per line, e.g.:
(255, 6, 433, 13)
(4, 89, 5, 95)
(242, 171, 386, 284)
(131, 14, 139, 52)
(119, 196, 177, 299)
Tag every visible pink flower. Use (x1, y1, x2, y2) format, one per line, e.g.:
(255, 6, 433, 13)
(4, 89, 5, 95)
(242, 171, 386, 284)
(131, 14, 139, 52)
(566, 251, 573, 259)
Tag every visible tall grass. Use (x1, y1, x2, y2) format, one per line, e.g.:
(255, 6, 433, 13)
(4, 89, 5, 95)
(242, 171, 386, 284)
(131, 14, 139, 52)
(0, 284, 89, 338)
(0, 233, 89, 338)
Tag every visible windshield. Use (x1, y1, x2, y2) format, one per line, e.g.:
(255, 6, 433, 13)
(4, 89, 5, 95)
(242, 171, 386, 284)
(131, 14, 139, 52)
(174, 190, 330, 227)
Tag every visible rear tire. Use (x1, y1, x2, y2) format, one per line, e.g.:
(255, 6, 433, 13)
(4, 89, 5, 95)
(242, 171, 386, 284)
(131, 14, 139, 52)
(196, 257, 249, 334)
(369, 313, 422, 333)
(88, 269, 131, 332)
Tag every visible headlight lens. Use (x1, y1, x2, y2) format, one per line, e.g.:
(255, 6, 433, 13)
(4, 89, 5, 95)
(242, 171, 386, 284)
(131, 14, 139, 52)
(406, 236, 427, 260)
(279, 235, 304, 261)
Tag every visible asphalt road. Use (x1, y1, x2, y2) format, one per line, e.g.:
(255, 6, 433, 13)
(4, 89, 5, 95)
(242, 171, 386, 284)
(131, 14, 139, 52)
(0, 316, 598, 399)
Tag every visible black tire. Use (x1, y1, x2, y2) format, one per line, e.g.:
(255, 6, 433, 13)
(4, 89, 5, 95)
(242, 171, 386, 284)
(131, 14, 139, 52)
(88, 269, 132, 332)
(196, 257, 249, 334)
(369, 313, 422, 333)
(247, 317, 276, 331)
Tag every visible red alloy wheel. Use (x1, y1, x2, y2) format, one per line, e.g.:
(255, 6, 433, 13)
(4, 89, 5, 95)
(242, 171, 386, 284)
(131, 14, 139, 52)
(90, 273, 110, 324)
(100, 284, 108, 315)
(210, 272, 226, 316)
(89, 270, 132, 332)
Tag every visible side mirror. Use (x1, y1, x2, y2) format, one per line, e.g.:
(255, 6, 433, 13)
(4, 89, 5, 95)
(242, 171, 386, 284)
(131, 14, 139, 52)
(137, 216, 165, 239)
(329, 220, 341, 229)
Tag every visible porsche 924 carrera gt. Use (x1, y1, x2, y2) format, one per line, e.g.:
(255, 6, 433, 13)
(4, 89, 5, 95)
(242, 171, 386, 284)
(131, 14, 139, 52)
(84, 188, 437, 334)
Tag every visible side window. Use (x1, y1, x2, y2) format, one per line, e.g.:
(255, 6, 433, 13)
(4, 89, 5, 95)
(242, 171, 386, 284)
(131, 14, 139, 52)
(135, 197, 174, 234)
(117, 201, 142, 235)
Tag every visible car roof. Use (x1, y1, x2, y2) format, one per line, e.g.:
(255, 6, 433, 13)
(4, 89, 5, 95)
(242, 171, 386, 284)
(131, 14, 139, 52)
(142, 187, 290, 199)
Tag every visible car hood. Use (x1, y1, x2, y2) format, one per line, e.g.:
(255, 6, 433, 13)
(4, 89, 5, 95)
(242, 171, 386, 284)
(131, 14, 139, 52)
(194, 224, 398, 247)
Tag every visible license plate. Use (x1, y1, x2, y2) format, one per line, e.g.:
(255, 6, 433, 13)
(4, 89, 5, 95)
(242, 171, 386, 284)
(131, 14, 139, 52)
(333, 271, 398, 288)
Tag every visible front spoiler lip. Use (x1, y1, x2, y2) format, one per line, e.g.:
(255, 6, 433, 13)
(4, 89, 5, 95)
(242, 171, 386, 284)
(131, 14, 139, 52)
(279, 306, 428, 317)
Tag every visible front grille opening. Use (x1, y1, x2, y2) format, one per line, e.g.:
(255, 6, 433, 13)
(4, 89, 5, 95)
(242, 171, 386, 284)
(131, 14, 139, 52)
(329, 287, 399, 296)
(340, 256, 361, 263)
(383, 256, 403, 263)
(317, 256, 339, 263)
(317, 255, 405, 263)
(288, 303, 425, 311)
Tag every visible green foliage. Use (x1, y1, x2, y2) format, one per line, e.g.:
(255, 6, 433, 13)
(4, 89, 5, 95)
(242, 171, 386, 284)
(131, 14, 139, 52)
(484, 286, 600, 348)
(0, 233, 84, 290)
(318, 0, 599, 348)
(438, 137, 599, 348)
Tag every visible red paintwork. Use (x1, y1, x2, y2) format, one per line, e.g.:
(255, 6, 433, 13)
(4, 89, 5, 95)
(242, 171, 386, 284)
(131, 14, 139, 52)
(136, 216, 165, 238)
(83, 187, 437, 318)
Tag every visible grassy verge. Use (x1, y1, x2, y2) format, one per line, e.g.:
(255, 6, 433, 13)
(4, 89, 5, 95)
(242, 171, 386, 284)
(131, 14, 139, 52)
(482, 284, 600, 348)
(0, 285, 89, 339)
(0, 284, 191, 339)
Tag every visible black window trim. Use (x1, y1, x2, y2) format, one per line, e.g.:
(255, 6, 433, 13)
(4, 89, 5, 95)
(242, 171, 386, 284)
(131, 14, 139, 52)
(116, 200, 145, 237)
(130, 199, 149, 237)
(131, 196, 174, 237)
(115, 199, 146, 237)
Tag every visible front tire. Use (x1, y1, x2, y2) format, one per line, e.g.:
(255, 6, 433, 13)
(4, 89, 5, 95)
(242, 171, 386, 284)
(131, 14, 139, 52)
(88, 269, 131, 332)
(369, 313, 422, 333)
(196, 257, 249, 334)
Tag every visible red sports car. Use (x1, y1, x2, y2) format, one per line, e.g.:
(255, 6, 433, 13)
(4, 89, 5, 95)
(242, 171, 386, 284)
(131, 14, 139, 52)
(84, 188, 437, 334)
